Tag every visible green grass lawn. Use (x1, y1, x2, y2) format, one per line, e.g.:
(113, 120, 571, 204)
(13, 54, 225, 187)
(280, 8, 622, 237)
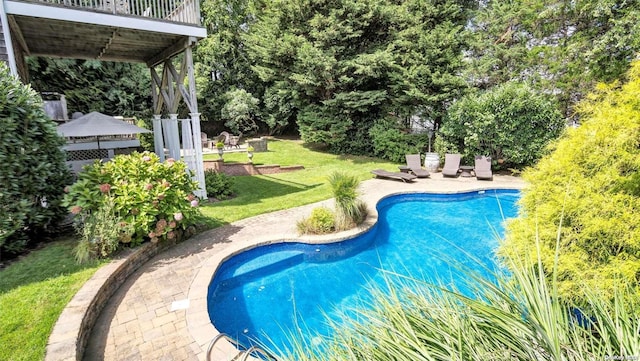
(0, 138, 397, 360)
(200, 138, 397, 227)
(0, 238, 105, 361)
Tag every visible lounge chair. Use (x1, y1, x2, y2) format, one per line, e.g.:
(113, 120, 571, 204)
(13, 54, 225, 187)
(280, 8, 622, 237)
(371, 169, 418, 182)
(474, 155, 493, 180)
(405, 154, 430, 178)
(442, 153, 461, 177)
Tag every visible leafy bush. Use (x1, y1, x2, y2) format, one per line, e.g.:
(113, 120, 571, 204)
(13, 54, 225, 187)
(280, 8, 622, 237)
(296, 207, 335, 235)
(328, 172, 368, 230)
(221, 88, 260, 135)
(370, 118, 431, 163)
(63, 152, 202, 260)
(501, 62, 640, 304)
(204, 169, 234, 199)
(0, 63, 72, 259)
(437, 82, 565, 169)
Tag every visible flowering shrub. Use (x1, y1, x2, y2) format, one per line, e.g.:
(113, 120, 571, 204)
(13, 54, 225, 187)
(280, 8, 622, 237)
(63, 152, 202, 260)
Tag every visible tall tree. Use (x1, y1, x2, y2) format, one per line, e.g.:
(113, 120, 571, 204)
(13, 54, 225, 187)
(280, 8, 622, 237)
(195, 0, 265, 131)
(244, 0, 470, 154)
(465, 0, 640, 118)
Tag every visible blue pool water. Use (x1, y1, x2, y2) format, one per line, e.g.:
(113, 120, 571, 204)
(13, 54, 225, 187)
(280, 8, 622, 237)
(207, 190, 520, 353)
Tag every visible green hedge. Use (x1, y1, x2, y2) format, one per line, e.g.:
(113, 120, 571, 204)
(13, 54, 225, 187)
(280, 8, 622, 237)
(437, 82, 565, 169)
(501, 62, 640, 304)
(0, 64, 72, 259)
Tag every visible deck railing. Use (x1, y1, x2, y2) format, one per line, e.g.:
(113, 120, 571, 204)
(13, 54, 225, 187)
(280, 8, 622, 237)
(25, 0, 200, 25)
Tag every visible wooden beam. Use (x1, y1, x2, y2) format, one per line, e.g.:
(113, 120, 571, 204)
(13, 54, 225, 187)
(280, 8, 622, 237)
(150, 67, 170, 115)
(150, 67, 158, 114)
(145, 37, 190, 68)
(7, 15, 29, 55)
(185, 41, 198, 114)
(164, 59, 177, 113)
(167, 57, 192, 113)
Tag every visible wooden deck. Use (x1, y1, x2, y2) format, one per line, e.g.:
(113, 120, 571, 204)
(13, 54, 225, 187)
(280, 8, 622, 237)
(14, 0, 200, 25)
(2, 0, 206, 69)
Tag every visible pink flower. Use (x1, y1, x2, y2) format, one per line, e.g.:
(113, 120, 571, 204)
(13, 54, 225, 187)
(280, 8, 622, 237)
(186, 194, 195, 201)
(150, 237, 159, 244)
(157, 193, 165, 200)
(165, 158, 175, 166)
(142, 156, 151, 162)
(145, 183, 153, 191)
(161, 181, 171, 188)
(70, 205, 82, 214)
(173, 212, 183, 221)
(169, 221, 177, 228)
(148, 231, 156, 238)
(190, 199, 199, 207)
(63, 186, 70, 193)
(157, 219, 168, 229)
(99, 183, 111, 193)
(167, 231, 176, 239)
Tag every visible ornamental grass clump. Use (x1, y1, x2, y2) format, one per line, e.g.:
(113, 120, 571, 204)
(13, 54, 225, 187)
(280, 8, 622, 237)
(327, 171, 368, 230)
(296, 207, 336, 235)
(297, 172, 367, 235)
(279, 237, 640, 361)
(63, 152, 202, 261)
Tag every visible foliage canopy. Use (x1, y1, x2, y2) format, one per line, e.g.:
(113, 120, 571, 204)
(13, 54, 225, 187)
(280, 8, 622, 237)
(501, 61, 640, 304)
(243, 0, 469, 154)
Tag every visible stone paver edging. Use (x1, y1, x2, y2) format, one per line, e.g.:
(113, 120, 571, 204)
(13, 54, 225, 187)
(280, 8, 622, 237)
(45, 238, 181, 361)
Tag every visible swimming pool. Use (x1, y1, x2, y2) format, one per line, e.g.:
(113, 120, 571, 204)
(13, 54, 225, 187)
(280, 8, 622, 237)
(207, 189, 520, 353)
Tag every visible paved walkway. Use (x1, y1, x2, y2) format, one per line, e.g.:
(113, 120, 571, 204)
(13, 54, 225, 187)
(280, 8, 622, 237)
(83, 173, 525, 361)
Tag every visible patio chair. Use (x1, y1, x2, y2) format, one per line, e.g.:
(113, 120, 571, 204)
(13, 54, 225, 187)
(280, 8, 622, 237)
(405, 154, 430, 178)
(474, 155, 493, 180)
(228, 132, 242, 149)
(442, 153, 461, 177)
(218, 131, 231, 147)
(201, 132, 214, 149)
(371, 169, 418, 183)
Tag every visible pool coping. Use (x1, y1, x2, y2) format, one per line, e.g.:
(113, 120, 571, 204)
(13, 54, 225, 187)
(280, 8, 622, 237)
(187, 178, 526, 359)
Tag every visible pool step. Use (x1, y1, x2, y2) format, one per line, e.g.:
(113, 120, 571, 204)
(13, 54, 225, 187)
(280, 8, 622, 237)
(214, 253, 305, 292)
(206, 333, 278, 361)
